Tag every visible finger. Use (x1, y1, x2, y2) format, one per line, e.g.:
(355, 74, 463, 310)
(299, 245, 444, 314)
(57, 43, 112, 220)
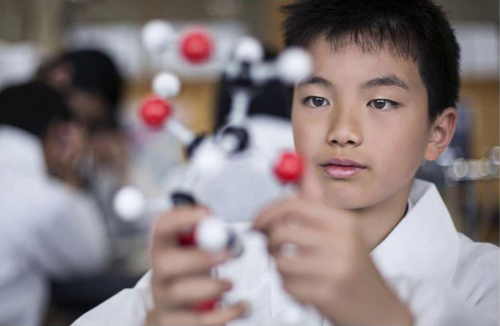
(299, 158, 324, 202)
(273, 253, 328, 278)
(152, 247, 230, 280)
(153, 302, 248, 326)
(276, 249, 353, 282)
(267, 222, 322, 254)
(253, 197, 331, 231)
(282, 277, 328, 308)
(252, 197, 296, 232)
(155, 276, 232, 310)
(152, 206, 211, 249)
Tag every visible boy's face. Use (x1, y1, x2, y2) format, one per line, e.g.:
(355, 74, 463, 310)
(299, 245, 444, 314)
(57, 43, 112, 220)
(292, 37, 431, 209)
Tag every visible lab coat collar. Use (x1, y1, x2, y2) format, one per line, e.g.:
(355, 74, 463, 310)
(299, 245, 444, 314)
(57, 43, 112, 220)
(0, 125, 47, 179)
(371, 179, 460, 282)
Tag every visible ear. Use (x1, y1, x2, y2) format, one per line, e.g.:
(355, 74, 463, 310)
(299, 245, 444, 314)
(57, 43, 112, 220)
(424, 107, 457, 161)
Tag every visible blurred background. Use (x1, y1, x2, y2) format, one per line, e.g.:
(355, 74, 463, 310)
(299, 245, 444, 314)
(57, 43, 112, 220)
(0, 1, 498, 325)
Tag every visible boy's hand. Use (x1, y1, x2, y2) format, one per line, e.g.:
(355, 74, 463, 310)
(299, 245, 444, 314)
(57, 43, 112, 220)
(253, 165, 413, 326)
(147, 206, 247, 326)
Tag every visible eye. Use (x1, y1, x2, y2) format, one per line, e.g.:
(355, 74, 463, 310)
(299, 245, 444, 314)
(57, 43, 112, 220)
(303, 96, 330, 108)
(368, 99, 400, 110)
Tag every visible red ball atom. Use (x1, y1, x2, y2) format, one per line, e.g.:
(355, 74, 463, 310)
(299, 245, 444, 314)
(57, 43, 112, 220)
(194, 298, 218, 312)
(274, 151, 304, 183)
(180, 30, 213, 64)
(139, 96, 172, 128)
(177, 227, 196, 247)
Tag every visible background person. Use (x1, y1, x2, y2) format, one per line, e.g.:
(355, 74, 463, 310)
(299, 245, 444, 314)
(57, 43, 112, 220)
(0, 81, 111, 326)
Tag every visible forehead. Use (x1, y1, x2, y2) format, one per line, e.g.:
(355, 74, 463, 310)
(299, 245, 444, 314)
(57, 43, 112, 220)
(305, 35, 426, 92)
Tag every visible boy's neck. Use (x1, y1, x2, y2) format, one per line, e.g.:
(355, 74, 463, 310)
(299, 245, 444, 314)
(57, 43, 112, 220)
(356, 178, 414, 251)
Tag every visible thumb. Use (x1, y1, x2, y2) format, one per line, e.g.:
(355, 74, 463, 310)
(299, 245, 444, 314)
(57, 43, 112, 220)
(299, 159, 323, 202)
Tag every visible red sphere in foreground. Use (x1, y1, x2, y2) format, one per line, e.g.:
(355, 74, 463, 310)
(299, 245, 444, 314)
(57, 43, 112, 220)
(274, 151, 303, 183)
(139, 96, 172, 128)
(177, 227, 196, 246)
(194, 298, 218, 312)
(180, 30, 213, 63)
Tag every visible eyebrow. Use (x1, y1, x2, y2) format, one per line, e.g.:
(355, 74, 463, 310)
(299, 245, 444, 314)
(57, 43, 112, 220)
(297, 74, 410, 91)
(298, 76, 332, 88)
(361, 75, 410, 91)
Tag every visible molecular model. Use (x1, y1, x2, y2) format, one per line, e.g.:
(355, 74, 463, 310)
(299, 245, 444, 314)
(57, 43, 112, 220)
(114, 21, 315, 322)
(142, 20, 213, 64)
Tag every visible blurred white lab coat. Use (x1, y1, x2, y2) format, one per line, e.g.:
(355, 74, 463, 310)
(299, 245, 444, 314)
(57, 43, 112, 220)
(0, 126, 111, 326)
(71, 178, 498, 326)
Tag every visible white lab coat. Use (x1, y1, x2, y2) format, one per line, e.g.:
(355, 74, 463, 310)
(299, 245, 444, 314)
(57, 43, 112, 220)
(71, 176, 499, 326)
(0, 126, 111, 326)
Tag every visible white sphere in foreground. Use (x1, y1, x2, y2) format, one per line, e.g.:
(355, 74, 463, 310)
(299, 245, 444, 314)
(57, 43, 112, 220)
(277, 47, 313, 84)
(152, 72, 181, 99)
(113, 186, 146, 221)
(142, 20, 176, 54)
(220, 133, 239, 153)
(234, 37, 264, 63)
(192, 140, 225, 175)
(197, 218, 229, 252)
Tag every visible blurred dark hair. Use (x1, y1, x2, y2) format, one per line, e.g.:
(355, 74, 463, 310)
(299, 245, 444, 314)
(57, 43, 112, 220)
(0, 81, 72, 139)
(282, 0, 461, 121)
(38, 49, 124, 127)
(214, 48, 291, 131)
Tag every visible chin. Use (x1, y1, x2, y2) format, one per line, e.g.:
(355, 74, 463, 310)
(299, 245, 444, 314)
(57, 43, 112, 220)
(322, 183, 374, 210)
(323, 195, 370, 210)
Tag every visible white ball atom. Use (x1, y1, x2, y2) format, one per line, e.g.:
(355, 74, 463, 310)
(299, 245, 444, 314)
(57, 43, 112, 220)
(192, 140, 225, 175)
(152, 72, 181, 99)
(197, 218, 229, 252)
(142, 20, 176, 54)
(277, 47, 313, 84)
(220, 133, 239, 153)
(234, 37, 264, 63)
(113, 186, 146, 221)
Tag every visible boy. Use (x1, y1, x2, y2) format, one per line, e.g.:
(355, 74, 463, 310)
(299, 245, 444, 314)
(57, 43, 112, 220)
(72, 0, 499, 325)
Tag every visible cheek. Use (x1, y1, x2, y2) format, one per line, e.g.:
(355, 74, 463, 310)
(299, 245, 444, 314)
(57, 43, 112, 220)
(291, 113, 308, 155)
(369, 117, 429, 177)
(291, 107, 322, 159)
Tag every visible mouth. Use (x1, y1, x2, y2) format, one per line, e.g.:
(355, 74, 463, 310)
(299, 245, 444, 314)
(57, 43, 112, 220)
(319, 157, 367, 179)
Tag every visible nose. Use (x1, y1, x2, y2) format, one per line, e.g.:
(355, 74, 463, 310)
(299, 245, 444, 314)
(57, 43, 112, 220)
(326, 108, 363, 147)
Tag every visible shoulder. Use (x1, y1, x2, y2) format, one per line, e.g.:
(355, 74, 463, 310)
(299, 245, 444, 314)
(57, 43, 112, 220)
(453, 234, 498, 304)
(457, 234, 498, 273)
(1, 175, 69, 223)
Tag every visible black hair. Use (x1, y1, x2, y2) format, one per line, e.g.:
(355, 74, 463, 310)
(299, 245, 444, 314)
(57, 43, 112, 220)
(282, 0, 461, 122)
(39, 49, 124, 127)
(0, 81, 72, 139)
